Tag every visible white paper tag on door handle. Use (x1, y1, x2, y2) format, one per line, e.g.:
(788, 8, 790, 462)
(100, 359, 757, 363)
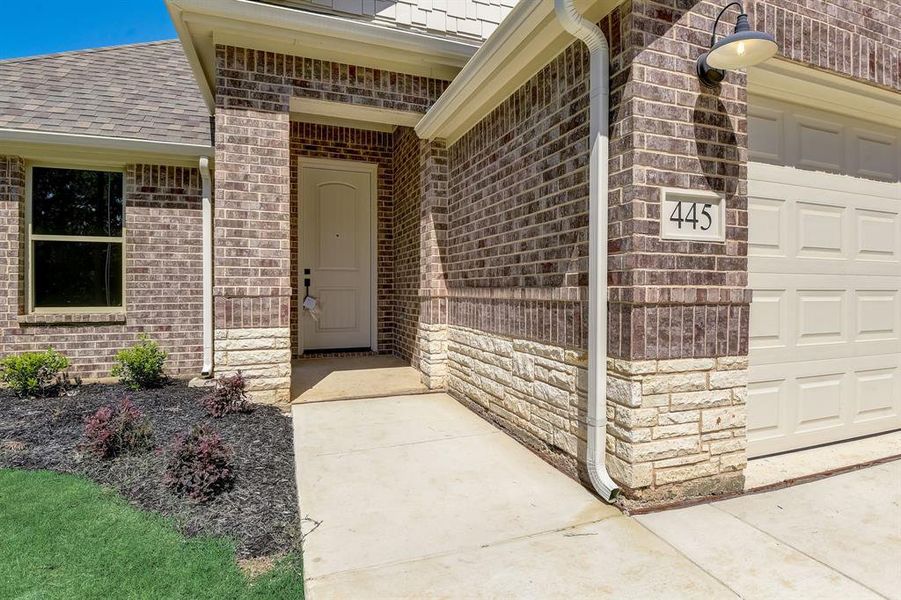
(303, 295, 320, 322)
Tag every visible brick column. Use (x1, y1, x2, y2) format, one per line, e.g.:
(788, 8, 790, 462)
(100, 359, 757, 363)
(418, 137, 449, 389)
(601, 0, 750, 503)
(0, 156, 26, 341)
(214, 47, 292, 404)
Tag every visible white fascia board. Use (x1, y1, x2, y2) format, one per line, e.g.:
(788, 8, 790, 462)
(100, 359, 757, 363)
(749, 58, 901, 129)
(0, 128, 214, 166)
(416, 0, 620, 145)
(167, 0, 478, 111)
(166, 0, 216, 114)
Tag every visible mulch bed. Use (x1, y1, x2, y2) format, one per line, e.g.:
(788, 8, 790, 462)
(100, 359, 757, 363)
(0, 382, 299, 559)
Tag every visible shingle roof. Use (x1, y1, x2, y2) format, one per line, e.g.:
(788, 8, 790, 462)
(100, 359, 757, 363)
(0, 40, 211, 147)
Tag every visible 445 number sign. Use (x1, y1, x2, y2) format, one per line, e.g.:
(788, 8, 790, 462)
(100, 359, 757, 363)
(669, 201, 713, 231)
(659, 188, 725, 242)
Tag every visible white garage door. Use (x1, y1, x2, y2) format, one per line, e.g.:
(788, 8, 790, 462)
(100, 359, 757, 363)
(747, 95, 901, 457)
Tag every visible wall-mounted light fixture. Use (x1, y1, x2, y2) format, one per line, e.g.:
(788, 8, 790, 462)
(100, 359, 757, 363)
(697, 2, 778, 88)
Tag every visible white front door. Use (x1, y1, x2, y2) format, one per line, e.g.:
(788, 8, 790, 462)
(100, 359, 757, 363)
(300, 160, 374, 351)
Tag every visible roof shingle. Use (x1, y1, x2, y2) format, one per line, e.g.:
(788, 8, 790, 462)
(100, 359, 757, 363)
(0, 40, 211, 146)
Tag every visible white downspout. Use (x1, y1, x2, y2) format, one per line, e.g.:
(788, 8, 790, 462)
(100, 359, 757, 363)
(199, 156, 213, 377)
(554, 0, 620, 502)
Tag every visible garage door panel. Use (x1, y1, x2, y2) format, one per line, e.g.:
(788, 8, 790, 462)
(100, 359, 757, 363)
(747, 356, 901, 456)
(797, 289, 845, 346)
(857, 291, 899, 341)
(748, 95, 901, 457)
(747, 196, 786, 256)
(795, 114, 844, 172)
(748, 275, 900, 366)
(796, 202, 846, 258)
(855, 367, 899, 422)
(849, 128, 899, 181)
(856, 208, 899, 261)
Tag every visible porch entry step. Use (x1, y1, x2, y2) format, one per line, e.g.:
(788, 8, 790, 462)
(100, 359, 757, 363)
(291, 354, 431, 404)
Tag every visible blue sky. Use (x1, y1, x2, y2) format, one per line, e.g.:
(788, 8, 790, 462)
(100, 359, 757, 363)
(0, 1, 176, 60)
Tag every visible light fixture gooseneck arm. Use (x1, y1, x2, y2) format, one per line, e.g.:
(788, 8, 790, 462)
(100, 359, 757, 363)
(710, 1, 745, 46)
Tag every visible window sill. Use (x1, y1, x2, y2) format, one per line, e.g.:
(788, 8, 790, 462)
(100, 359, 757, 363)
(18, 312, 127, 325)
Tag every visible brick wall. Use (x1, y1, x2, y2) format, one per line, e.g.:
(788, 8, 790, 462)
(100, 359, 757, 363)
(393, 127, 422, 363)
(216, 45, 450, 114)
(289, 122, 394, 356)
(445, 42, 589, 290)
(0, 158, 204, 379)
(0, 156, 25, 323)
(753, 0, 900, 90)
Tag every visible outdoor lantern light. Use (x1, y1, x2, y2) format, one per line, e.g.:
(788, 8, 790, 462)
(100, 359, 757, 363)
(697, 2, 778, 88)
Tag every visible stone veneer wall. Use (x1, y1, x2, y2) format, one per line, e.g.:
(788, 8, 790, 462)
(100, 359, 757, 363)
(606, 356, 748, 501)
(289, 122, 394, 356)
(0, 159, 204, 378)
(448, 324, 588, 478)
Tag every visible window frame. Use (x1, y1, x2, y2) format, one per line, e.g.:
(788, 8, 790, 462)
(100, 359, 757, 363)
(25, 162, 127, 314)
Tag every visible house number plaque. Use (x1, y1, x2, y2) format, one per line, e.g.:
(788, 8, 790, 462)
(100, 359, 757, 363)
(659, 187, 725, 242)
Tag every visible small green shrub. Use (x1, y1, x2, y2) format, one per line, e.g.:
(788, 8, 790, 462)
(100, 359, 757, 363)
(0, 348, 70, 397)
(111, 334, 167, 389)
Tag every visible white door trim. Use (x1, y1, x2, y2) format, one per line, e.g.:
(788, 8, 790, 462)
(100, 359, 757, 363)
(297, 156, 379, 355)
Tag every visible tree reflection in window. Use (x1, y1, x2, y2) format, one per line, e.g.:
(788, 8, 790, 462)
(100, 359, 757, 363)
(31, 167, 124, 309)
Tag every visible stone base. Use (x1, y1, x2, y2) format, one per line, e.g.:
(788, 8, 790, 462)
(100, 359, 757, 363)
(606, 356, 749, 503)
(214, 327, 292, 405)
(419, 322, 448, 389)
(446, 325, 586, 465)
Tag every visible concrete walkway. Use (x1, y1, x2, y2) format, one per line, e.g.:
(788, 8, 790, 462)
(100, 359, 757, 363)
(292, 393, 901, 599)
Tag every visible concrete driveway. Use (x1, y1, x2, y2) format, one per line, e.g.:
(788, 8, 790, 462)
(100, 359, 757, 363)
(293, 393, 901, 599)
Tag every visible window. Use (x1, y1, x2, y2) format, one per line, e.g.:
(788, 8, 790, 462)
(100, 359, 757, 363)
(28, 166, 125, 312)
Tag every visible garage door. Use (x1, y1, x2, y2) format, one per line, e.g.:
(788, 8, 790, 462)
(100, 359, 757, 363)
(747, 95, 901, 457)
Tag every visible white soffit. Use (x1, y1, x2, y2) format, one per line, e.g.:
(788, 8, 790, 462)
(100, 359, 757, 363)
(289, 97, 420, 129)
(417, 0, 623, 145)
(166, 0, 480, 114)
(749, 58, 901, 129)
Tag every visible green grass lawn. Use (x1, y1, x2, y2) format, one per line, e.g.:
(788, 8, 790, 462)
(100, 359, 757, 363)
(0, 469, 303, 600)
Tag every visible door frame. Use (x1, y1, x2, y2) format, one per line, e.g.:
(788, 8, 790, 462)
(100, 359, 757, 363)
(297, 156, 379, 355)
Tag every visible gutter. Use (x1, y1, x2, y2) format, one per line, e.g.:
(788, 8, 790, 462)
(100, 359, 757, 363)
(554, 0, 620, 502)
(199, 157, 214, 377)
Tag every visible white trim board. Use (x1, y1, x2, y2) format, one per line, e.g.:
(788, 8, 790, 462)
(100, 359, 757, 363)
(0, 128, 213, 167)
(749, 59, 901, 130)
